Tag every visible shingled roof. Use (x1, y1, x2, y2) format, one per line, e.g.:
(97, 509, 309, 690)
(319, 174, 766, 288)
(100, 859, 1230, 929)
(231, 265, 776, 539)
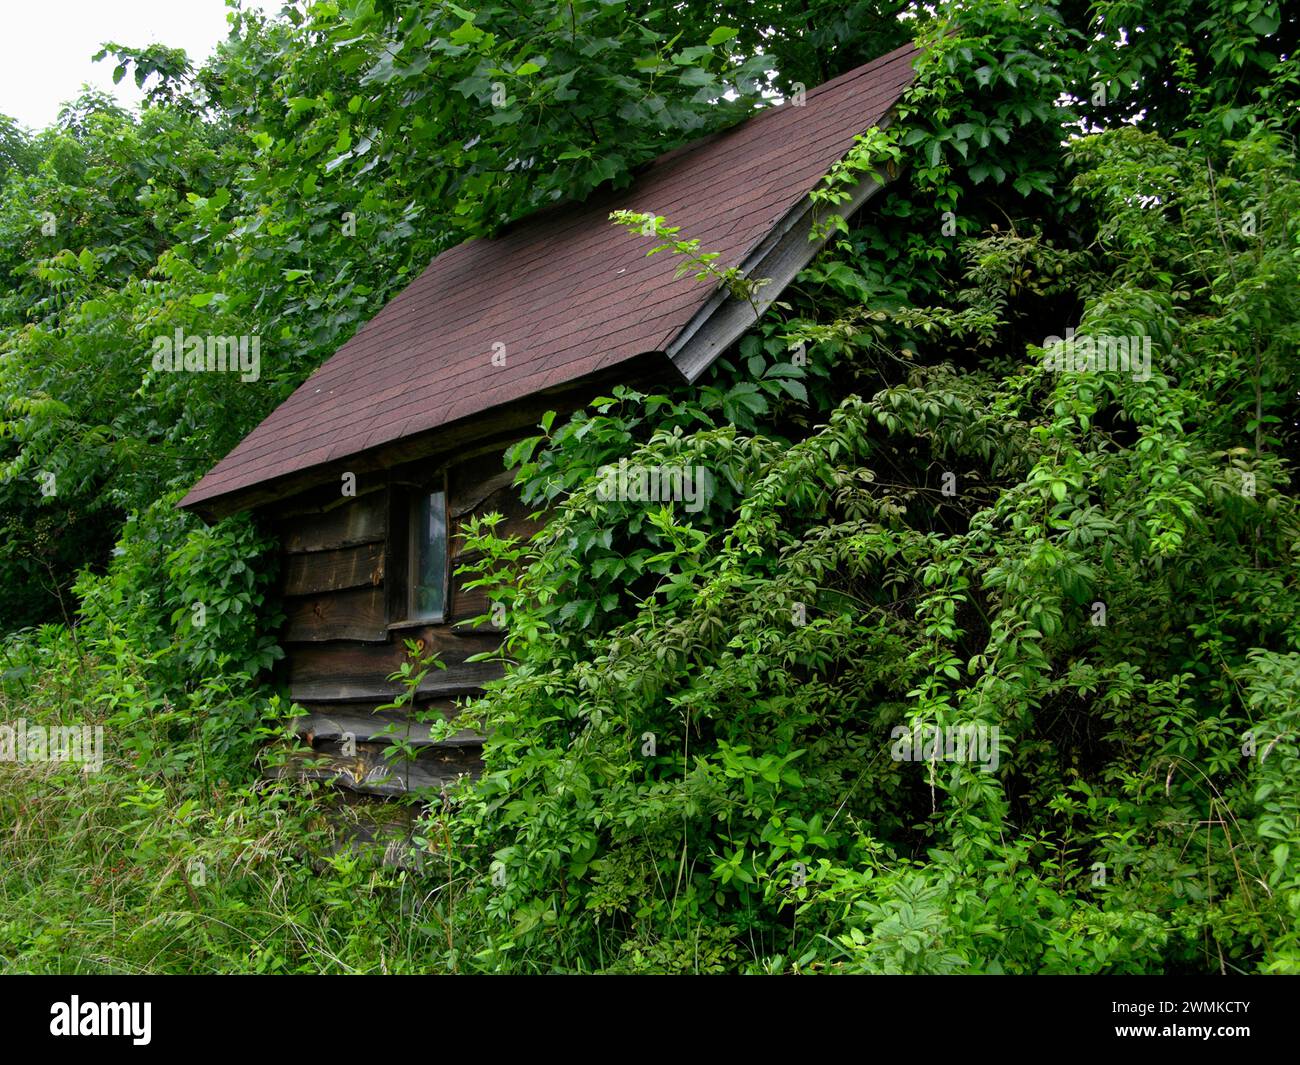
(182, 41, 920, 515)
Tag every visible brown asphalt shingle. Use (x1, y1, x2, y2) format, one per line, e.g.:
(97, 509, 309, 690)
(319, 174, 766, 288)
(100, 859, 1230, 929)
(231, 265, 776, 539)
(182, 42, 919, 512)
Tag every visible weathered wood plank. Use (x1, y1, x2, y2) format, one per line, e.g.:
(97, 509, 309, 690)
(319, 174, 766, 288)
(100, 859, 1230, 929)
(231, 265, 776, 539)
(276, 741, 483, 797)
(288, 664, 503, 703)
(449, 457, 517, 517)
(292, 705, 483, 748)
(282, 541, 384, 596)
(286, 628, 505, 702)
(292, 697, 462, 717)
(449, 578, 492, 624)
(276, 493, 387, 553)
(283, 585, 388, 642)
(263, 476, 386, 520)
(447, 578, 516, 635)
(449, 480, 542, 559)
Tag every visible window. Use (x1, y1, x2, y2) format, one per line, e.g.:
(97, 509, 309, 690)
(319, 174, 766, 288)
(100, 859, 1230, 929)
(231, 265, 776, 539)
(388, 477, 448, 626)
(409, 487, 448, 621)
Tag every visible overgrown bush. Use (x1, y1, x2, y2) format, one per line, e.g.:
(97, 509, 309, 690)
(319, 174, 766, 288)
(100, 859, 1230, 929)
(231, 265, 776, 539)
(437, 110, 1300, 973)
(1, 0, 1296, 975)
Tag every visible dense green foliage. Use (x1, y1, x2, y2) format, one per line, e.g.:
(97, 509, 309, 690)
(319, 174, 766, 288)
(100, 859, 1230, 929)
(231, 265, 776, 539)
(1, 0, 1296, 973)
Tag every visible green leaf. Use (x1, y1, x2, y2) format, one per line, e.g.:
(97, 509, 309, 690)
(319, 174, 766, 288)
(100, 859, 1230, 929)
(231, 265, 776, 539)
(778, 379, 808, 403)
(450, 21, 485, 46)
(1249, 11, 1280, 35)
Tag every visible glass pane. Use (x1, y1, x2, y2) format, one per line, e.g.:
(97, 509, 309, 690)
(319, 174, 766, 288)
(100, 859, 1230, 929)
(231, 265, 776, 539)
(411, 489, 447, 619)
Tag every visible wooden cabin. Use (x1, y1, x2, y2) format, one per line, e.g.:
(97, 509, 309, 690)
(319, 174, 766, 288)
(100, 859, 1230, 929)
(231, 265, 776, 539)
(180, 43, 919, 796)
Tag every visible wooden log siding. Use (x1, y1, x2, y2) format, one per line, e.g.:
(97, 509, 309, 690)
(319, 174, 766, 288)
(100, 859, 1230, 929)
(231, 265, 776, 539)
(283, 542, 384, 596)
(292, 701, 483, 749)
(286, 630, 505, 701)
(284, 586, 387, 643)
(269, 445, 542, 796)
(275, 742, 485, 797)
(279, 491, 384, 553)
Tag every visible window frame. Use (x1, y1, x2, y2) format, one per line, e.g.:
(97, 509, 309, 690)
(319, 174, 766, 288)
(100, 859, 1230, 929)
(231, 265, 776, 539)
(386, 471, 450, 629)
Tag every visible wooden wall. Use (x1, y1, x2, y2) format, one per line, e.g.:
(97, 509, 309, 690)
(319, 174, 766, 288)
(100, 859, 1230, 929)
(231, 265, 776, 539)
(223, 358, 674, 798)
(265, 442, 541, 797)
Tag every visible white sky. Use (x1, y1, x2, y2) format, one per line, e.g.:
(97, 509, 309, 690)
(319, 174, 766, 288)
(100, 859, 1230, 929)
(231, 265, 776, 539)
(0, 0, 280, 131)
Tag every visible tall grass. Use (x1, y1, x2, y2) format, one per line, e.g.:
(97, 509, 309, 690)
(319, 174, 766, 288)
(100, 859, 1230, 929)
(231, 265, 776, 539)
(0, 630, 461, 974)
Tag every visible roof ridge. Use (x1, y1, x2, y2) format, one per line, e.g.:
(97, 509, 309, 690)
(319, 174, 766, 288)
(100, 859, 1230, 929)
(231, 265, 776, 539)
(494, 41, 920, 239)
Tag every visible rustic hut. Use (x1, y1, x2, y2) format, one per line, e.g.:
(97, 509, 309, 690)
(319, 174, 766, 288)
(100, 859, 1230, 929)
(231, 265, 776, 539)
(180, 42, 919, 796)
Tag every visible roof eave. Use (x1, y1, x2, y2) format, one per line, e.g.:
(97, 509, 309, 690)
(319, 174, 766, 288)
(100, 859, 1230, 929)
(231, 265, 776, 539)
(668, 125, 900, 382)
